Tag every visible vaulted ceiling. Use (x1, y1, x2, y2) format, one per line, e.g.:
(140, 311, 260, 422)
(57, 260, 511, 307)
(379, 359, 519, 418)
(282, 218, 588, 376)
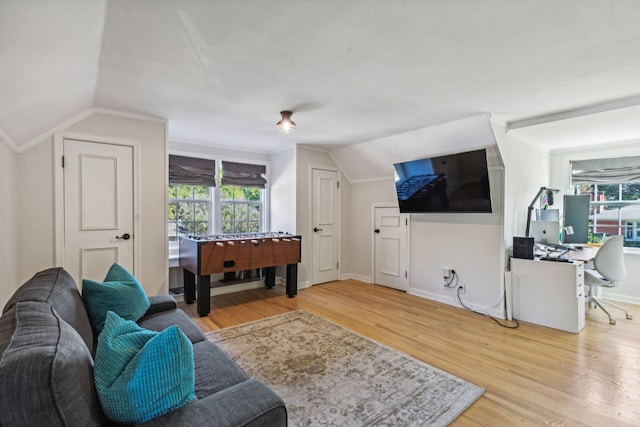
(2, 0, 640, 154)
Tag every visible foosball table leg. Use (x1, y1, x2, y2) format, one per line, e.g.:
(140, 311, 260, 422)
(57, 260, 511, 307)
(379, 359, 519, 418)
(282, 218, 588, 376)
(196, 274, 211, 317)
(265, 267, 276, 288)
(286, 263, 298, 298)
(183, 270, 195, 304)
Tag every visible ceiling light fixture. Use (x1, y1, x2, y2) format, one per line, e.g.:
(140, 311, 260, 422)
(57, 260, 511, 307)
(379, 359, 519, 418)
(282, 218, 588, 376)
(276, 110, 296, 134)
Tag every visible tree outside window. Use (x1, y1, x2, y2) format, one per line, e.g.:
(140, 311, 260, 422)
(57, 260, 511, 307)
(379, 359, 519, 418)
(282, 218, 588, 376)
(168, 184, 212, 241)
(220, 184, 262, 233)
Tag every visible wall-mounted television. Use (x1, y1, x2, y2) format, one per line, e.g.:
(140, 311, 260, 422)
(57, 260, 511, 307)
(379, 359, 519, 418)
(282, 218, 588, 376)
(393, 148, 492, 213)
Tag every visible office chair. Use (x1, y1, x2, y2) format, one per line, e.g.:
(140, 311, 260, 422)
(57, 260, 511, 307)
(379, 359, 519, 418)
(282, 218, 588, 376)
(584, 235, 633, 325)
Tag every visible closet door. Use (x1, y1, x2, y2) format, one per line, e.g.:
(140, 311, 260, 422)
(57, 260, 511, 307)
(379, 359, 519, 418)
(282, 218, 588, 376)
(63, 139, 135, 283)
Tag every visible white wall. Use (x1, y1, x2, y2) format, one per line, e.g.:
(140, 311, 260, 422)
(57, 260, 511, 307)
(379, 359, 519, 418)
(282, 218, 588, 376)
(348, 178, 397, 282)
(296, 147, 342, 287)
(342, 116, 506, 316)
(347, 169, 506, 316)
(17, 139, 56, 281)
(339, 175, 351, 278)
(550, 139, 640, 304)
(16, 112, 168, 296)
(0, 142, 18, 307)
(270, 147, 296, 234)
(492, 122, 551, 245)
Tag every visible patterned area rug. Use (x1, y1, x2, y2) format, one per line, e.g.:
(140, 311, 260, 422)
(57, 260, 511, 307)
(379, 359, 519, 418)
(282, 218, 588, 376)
(206, 310, 483, 426)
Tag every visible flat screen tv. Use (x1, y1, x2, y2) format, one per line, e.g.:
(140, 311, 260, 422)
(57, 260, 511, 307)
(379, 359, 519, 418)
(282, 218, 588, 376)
(393, 148, 492, 213)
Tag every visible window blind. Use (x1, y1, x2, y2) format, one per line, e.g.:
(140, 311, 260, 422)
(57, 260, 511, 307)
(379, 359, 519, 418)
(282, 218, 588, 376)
(169, 155, 216, 186)
(571, 155, 640, 184)
(221, 161, 267, 188)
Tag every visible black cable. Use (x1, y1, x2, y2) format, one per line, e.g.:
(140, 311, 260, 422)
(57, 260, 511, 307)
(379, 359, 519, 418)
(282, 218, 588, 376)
(443, 272, 457, 289)
(452, 271, 520, 329)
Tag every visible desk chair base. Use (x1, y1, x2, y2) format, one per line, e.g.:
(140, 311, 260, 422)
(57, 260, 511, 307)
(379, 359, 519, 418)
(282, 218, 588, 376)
(585, 295, 633, 325)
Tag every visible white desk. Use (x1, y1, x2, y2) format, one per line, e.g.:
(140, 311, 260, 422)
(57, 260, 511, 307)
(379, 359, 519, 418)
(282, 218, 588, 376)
(510, 258, 585, 333)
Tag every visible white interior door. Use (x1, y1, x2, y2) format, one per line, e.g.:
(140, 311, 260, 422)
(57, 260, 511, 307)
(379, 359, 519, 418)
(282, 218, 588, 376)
(312, 168, 339, 285)
(63, 139, 135, 284)
(374, 207, 409, 291)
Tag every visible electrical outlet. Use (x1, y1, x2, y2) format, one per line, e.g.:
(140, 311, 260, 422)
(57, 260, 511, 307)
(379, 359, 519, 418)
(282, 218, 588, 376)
(458, 284, 466, 294)
(442, 266, 451, 279)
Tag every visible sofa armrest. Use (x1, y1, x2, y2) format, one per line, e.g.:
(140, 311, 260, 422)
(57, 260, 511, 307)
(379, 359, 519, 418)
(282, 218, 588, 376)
(137, 379, 287, 427)
(144, 295, 177, 316)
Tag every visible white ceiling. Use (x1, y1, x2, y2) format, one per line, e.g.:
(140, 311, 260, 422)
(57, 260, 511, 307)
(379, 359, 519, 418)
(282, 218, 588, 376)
(2, 0, 640, 154)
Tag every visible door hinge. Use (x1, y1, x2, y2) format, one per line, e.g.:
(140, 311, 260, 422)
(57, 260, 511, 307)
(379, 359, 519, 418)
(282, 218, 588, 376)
(337, 181, 340, 189)
(336, 261, 339, 269)
(405, 271, 408, 278)
(405, 218, 408, 226)
(61, 155, 64, 168)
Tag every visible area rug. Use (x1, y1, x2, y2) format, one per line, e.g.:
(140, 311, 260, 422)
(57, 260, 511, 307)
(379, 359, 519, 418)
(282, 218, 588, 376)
(206, 310, 483, 426)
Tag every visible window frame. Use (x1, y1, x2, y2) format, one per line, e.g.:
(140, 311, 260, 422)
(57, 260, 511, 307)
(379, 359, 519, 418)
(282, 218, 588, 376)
(167, 183, 214, 242)
(219, 183, 264, 234)
(572, 182, 640, 248)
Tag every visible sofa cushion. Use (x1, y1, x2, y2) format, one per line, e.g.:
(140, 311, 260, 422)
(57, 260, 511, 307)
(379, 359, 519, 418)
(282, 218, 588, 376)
(82, 263, 151, 333)
(0, 301, 106, 426)
(2, 267, 94, 353)
(138, 308, 207, 344)
(94, 311, 195, 424)
(192, 339, 250, 399)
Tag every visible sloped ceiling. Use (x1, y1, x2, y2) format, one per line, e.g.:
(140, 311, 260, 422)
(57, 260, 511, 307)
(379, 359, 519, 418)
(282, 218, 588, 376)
(2, 0, 640, 156)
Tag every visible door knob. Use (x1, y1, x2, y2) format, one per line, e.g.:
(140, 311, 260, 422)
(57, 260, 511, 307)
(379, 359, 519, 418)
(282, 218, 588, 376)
(313, 227, 323, 233)
(374, 229, 380, 234)
(116, 233, 131, 240)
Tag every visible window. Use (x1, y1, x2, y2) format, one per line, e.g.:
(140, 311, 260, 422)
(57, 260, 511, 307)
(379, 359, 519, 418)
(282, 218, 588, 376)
(168, 184, 212, 241)
(168, 155, 216, 243)
(167, 157, 267, 244)
(219, 161, 266, 234)
(220, 184, 262, 233)
(571, 155, 640, 248)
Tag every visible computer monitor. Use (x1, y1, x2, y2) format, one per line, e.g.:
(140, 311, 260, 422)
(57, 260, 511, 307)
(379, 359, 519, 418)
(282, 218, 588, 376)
(563, 195, 590, 243)
(530, 220, 559, 244)
(537, 208, 559, 221)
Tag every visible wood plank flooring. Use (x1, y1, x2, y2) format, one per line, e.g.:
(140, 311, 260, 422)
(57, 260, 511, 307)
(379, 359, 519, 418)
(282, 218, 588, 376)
(178, 280, 640, 426)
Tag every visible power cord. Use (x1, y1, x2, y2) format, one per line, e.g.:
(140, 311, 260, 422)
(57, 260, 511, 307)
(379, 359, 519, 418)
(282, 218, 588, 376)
(443, 271, 457, 289)
(449, 270, 520, 329)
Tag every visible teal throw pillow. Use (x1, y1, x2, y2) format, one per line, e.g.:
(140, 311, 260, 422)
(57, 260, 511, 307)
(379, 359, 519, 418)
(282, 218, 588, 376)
(82, 263, 151, 333)
(94, 311, 196, 424)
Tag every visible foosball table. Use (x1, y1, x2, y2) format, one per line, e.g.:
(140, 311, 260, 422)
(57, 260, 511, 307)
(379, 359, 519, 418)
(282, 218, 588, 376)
(179, 232, 301, 316)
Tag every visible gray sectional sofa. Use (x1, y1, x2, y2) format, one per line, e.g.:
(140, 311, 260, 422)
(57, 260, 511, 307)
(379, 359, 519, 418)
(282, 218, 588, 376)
(0, 267, 287, 426)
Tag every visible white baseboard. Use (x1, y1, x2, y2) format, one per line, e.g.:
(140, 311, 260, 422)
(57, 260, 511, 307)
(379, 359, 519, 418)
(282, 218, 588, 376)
(408, 287, 505, 319)
(298, 281, 312, 289)
(349, 273, 373, 283)
(602, 292, 640, 305)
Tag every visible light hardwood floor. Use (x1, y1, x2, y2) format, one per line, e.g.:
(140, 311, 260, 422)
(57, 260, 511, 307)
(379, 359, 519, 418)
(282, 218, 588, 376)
(178, 280, 640, 426)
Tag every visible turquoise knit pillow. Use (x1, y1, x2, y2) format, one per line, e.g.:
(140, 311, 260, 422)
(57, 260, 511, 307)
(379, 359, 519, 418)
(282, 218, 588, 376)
(82, 263, 150, 333)
(94, 311, 196, 424)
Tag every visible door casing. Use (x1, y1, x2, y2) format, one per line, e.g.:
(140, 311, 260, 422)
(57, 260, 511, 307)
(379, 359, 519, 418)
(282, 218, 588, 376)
(54, 132, 141, 282)
(310, 166, 340, 285)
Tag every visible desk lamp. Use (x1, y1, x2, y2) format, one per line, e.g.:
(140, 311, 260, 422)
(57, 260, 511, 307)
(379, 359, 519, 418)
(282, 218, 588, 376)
(525, 187, 559, 237)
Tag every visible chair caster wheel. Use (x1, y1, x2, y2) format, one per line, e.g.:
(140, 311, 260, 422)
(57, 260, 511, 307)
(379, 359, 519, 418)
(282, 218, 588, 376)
(609, 319, 617, 325)
(626, 314, 633, 320)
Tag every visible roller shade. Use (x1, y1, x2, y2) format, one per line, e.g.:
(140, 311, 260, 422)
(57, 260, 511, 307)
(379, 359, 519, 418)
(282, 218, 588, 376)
(571, 155, 640, 184)
(169, 155, 216, 186)
(221, 161, 266, 188)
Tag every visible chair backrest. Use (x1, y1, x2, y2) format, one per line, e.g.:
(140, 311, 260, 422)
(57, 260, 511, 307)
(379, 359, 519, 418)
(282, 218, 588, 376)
(593, 235, 626, 282)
